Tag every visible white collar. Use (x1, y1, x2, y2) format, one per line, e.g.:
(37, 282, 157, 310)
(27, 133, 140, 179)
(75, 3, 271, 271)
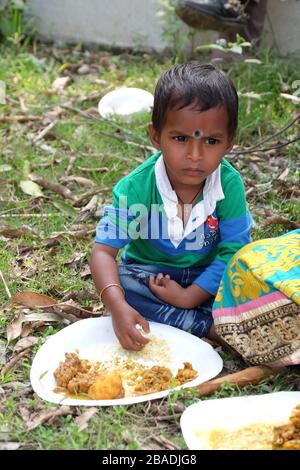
(154, 154, 224, 248)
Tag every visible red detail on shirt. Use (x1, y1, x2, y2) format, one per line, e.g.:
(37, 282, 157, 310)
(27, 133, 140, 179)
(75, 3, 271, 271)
(206, 215, 219, 230)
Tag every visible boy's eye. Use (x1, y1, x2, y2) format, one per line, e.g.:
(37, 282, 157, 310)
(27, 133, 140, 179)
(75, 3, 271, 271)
(205, 138, 219, 145)
(173, 135, 187, 142)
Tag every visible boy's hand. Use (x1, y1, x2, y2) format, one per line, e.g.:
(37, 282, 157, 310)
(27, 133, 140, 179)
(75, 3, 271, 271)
(149, 274, 187, 308)
(149, 274, 211, 309)
(111, 303, 150, 351)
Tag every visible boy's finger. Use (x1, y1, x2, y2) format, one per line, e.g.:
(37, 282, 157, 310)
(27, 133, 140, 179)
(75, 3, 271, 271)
(138, 316, 150, 334)
(122, 337, 144, 351)
(131, 327, 149, 345)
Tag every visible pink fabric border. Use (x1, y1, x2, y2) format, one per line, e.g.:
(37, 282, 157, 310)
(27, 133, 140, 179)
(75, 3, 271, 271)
(213, 291, 289, 319)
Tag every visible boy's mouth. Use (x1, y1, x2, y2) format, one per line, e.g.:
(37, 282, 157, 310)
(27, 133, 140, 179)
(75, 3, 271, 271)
(182, 168, 204, 174)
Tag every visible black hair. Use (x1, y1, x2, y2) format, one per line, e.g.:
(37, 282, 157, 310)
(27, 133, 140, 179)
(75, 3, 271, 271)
(152, 62, 238, 139)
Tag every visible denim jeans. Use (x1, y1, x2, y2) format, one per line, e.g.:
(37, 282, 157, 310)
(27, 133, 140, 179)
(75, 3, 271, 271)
(118, 262, 214, 338)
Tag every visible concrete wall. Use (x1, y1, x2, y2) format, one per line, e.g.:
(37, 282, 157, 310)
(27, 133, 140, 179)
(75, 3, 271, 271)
(27, 0, 300, 56)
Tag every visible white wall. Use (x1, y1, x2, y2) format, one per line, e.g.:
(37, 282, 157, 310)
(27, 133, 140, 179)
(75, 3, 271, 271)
(28, 0, 300, 56)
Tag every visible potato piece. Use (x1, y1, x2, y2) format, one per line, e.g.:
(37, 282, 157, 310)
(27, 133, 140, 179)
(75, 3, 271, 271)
(88, 372, 125, 400)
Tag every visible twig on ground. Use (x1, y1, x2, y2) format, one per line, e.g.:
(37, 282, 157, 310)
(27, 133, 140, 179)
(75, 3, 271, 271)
(65, 154, 77, 177)
(0, 270, 11, 299)
(0, 115, 43, 123)
(32, 120, 58, 143)
(230, 113, 300, 154)
(1, 349, 30, 376)
(230, 136, 300, 155)
(61, 103, 150, 144)
(150, 435, 181, 451)
(29, 175, 78, 202)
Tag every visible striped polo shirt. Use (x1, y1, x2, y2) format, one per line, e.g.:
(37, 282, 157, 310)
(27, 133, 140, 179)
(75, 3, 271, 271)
(95, 151, 252, 296)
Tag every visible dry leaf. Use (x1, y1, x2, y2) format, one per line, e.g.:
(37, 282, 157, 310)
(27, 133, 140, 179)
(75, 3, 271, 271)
(12, 291, 58, 308)
(26, 406, 73, 431)
(264, 215, 300, 229)
(74, 408, 98, 432)
(77, 64, 91, 75)
(74, 195, 99, 223)
(64, 252, 86, 270)
(80, 265, 91, 278)
(1, 349, 30, 376)
(0, 226, 39, 239)
(7, 311, 65, 344)
(278, 168, 290, 181)
(7, 312, 26, 343)
(13, 336, 39, 354)
(51, 76, 71, 93)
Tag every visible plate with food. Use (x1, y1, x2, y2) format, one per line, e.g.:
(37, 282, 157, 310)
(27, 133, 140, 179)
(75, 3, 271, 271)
(180, 391, 300, 450)
(30, 317, 223, 406)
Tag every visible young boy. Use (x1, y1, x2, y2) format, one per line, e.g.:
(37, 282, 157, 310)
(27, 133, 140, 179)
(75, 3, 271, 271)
(90, 62, 252, 351)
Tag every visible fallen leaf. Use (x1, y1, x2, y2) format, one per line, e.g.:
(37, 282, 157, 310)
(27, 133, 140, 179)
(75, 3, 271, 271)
(51, 76, 71, 93)
(74, 408, 98, 432)
(77, 64, 91, 75)
(12, 291, 58, 308)
(278, 168, 290, 181)
(0, 226, 39, 239)
(80, 265, 91, 278)
(13, 336, 39, 354)
(1, 349, 31, 376)
(7, 311, 65, 343)
(74, 195, 99, 223)
(7, 312, 25, 343)
(26, 406, 73, 431)
(19, 180, 44, 198)
(64, 253, 86, 270)
(264, 215, 300, 229)
(19, 407, 31, 423)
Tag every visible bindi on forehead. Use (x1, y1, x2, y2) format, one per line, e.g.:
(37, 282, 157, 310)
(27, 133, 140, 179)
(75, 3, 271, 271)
(192, 129, 202, 139)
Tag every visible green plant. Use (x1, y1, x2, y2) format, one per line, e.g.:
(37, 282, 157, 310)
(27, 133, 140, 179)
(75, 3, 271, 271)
(155, 0, 195, 63)
(197, 33, 253, 56)
(0, 0, 35, 47)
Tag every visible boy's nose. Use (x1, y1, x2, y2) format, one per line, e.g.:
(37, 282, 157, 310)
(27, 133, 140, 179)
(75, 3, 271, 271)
(187, 141, 203, 161)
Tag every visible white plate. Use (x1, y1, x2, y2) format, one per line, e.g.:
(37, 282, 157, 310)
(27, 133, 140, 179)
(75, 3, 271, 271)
(181, 391, 300, 450)
(98, 87, 153, 118)
(30, 317, 223, 407)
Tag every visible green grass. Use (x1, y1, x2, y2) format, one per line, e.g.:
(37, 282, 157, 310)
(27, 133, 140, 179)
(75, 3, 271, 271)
(0, 43, 299, 450)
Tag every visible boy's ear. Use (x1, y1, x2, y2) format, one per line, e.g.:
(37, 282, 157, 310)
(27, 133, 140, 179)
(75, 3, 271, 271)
(148, 123, 161, 150)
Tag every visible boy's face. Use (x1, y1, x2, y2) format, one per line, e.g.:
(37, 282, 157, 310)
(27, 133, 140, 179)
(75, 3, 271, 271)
(148, 104, 234, 191)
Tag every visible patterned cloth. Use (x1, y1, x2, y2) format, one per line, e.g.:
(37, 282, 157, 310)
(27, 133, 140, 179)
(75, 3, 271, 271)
(213, 229, 300, 366)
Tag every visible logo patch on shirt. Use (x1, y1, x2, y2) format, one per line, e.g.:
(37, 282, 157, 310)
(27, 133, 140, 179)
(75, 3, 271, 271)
(206, 214, 219, 232)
